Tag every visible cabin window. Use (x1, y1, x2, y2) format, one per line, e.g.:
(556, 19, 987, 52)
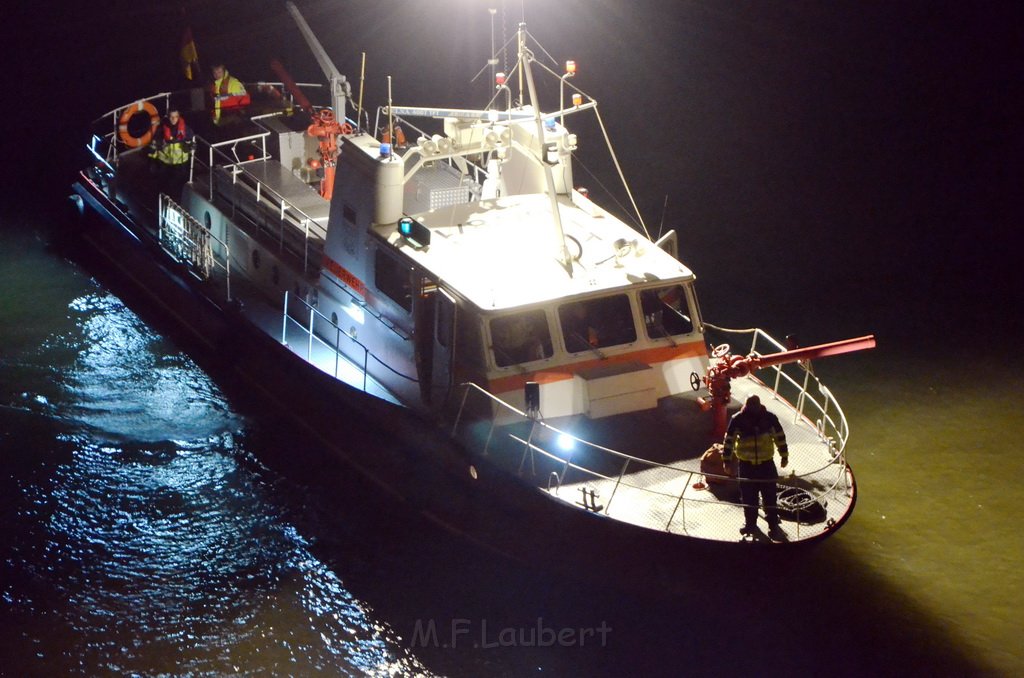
(559, 295, 637, 353)
(489, 310, 553, 367)
(640, 285, 694, 339)
(374, 249, 412, 312)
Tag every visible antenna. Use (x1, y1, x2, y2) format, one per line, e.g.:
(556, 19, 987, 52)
(519, 23, 573, 277)
(357, 52, 366, 132)
(657, 194, 668, 240)
(489, 8, 498, 89)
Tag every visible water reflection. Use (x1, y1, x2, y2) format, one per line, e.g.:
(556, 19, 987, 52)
(1, 283, 432, 676)
(63, 293, 235, 442)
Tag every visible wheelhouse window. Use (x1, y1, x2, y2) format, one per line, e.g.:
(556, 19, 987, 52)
(559, 295, 637, 353)
(374, 249, 412, 312)
(640, 285, 694, 339)
(489, 310, 553, 367)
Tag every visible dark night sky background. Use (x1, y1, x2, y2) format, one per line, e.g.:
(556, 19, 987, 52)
(3, 0, 1022, 351)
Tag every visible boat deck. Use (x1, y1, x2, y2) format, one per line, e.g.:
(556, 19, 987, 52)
(238, 160, 331, 239)
(466, 374, 853, 545)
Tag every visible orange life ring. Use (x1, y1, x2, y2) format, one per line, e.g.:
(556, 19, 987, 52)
(117, 101, 160, 148)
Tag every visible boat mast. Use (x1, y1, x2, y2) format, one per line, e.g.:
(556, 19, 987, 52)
(519, 23, 574, 277)
(285, 1, 351, 118)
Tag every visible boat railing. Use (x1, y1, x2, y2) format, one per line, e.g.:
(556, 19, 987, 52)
(92, 92, 177, 164)
(190, 134, 325, 277)
(281, 290, 370, 390)
(157, 193, 232, 302)
(376, 107, 492, 188)
(92, 82, 324, 161)
(203, 132, 274, 174)
(88, 90, 326, 277)
(451, 326, 852, 538)
(279, 288, 417, 393)
(705, 324, 850, 457)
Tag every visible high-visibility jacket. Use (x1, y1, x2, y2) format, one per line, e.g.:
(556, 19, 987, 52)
(210, 72, 251, 110)
(150, 117, 193, 165)
(722, 405, 788, 465)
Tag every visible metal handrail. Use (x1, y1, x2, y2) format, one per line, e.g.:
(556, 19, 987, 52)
(280, 289, 420, 392)
(281, 290, 370, 390)
(157, 193, 232, 302)
(94, 92, 176, 163)
(456, 382, 850, 535)
(189, 135, 326, 275)
(717, 325, 851, 457)
(451, 325, 853, 533)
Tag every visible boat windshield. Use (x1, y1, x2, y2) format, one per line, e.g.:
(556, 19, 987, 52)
(639, 285, 694, 338)
(559, 295, 637, 353)
(490, 310, 553, 367)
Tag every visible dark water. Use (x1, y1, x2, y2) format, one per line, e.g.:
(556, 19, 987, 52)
(3, 1, 1023, 676)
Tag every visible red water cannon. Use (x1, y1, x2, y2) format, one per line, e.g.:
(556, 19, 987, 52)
(693, 335, 876, 437)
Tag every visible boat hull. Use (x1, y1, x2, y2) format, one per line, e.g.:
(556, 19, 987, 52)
(68, 172, 850, 592)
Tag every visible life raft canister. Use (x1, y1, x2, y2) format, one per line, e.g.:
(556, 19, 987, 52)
(117, 101, 160, 148)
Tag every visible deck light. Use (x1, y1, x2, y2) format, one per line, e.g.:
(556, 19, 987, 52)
(572, 93, 582, 107)
(565, 60, 576, 75)
(398, 216, 431, 248)
(557, 433, 575, 451)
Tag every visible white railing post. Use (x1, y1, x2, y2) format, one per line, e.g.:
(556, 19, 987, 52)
(665, 472, 694, 532)
(334, 325, 340, 378)
(307, 306, 314, 360)
(452, 386, 472, 437)
(304, 219, 310, 272)
(281, 290, 289, 344)
(362, 346, 369, 392)
(604, 458, 631, 514)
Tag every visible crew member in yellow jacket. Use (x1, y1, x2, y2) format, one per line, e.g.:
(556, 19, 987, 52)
(722, 394, 789, 537)
(149, 109, 193, 166)
(209, 63, 250, 122)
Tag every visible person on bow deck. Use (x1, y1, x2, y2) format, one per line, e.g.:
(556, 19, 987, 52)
(722, 394, 789, 537)
(209, 63, 250, 122)
(149, 109, 194, 166)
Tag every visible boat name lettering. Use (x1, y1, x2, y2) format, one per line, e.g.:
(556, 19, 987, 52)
(324, 257, 367, 296)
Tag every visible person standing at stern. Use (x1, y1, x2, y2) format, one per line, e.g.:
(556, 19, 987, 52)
(722, 395, 789, 538)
